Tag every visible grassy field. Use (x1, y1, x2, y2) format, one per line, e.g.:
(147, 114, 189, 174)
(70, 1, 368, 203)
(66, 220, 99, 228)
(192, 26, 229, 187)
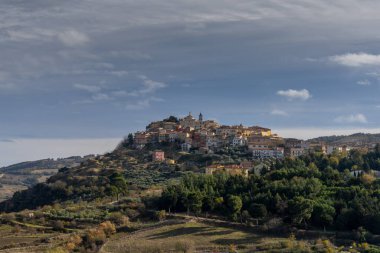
(100, 220, 292, 253)
(0, 224, 62, 253)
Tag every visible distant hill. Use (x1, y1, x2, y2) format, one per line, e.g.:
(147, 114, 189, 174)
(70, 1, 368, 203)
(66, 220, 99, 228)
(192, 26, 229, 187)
(308, 133, 380, 146)
(0, 156, 94, 174)
(0, 155, 95, 202)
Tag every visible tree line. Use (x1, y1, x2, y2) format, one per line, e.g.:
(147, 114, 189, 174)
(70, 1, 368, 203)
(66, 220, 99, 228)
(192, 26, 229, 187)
(159, 146, 380, 233)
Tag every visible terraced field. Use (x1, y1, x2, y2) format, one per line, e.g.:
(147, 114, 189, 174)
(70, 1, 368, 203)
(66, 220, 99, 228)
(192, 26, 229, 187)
(100, 220, 289, 253)
(0, 224, 62, 253)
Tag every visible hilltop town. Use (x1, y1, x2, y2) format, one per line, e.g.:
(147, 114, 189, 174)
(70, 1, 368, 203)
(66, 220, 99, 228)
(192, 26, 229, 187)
(124, 113, 380, 179)
(132, 113, 374, 160)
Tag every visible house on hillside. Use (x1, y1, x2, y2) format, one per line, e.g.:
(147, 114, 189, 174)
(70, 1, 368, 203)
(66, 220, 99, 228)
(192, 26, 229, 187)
(287, 147, 305, 158)
(134, 132, 150, 148)
(205, 164, 249, 177)
(152, 150, 165, 162)
(284, 138, 305, 158)
(232, 135, 247, 146)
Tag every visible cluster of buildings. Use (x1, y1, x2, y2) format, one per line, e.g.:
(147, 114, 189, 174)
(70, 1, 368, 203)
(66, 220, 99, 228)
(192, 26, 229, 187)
(134, 113, 356, 162)
(132, 113, 374, 178)
(135, 113, 286, 159)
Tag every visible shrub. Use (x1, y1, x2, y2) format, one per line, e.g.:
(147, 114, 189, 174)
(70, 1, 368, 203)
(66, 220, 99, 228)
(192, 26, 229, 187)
(241, 210, 251, 223)
(99, 221, 116, 237)
(84, 228, 106, 247)
(66, 234, 82, 251)
(52, 220, 65, 231)
(361, 173, 376, 185)
(155, 210, 166, 221)
(262, 218, 283, 232)
(108, 212, 129, 226)
(228, 244, 238, 253)
(174, 239, 195, 253)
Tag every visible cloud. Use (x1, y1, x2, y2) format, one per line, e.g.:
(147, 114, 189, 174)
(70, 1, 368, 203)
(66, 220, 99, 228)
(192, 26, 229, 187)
(125, 99, 151, 110)
(334, 113, 368, 124)
(329, 53, 380, 67)
(111, 90, 129, 97)
(73, 74, 166, 108)
(277, 89, 311, 101)
(367, 72, 380, 77)
(110, 70, 129, 77)
(57, 30, 89, 46)
(139, 75, 167, 94)
(6, 28, 56, 42)
(91, 93, 111, 101)
(125, 97, 164, 110)
(121, 75, 167, 97)
(73, 83, 111, 103)
(270, 109, 288, 116)
(73, 83, 101, 93)
(108, 51, 152, 60)
(357, 79, 371, 86)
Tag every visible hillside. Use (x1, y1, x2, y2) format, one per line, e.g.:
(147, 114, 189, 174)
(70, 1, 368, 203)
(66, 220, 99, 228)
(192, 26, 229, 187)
(1, 136, 380, 252)
(0, 156, 94, 202)
(0, 156, 93, 174)
(0, 142, 182, 212)
(0, 139, 255, 212)
(308, 133, 380, 146)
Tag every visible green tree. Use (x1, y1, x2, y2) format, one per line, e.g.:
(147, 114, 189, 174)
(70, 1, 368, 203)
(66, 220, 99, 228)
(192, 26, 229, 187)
(203, 194, 216, 212)
(161, 185, 179, 213)
(127, 133, 134, 146)
(249, 203, 267, 218)
(187, 191, 203, 215)
(163, 116, 179, 123)
(328, 156, 339, 168)
(288, 197, 314, 227)
(109, 173, 127, 201)
(226, 195, 242, 221)
(312, 202, 335, 228)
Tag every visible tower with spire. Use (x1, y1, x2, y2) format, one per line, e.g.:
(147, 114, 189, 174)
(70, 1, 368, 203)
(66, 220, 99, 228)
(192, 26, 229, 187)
(199, 112, 203, 123)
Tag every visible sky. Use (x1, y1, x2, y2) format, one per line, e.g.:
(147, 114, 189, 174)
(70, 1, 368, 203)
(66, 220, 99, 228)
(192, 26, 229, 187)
(1, 0, 380, 166)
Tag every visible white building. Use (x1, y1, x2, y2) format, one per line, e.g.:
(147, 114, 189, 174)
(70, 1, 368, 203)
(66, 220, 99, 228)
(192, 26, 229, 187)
(181, 143, 192, 152)
(232, 136, 246, 146)
(288, 147, 305, 158)
(206, 136, 221, 149)
(327, 146, 343, 155)
(252, 147, 284, 159)
(327, 145, 351, 155)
